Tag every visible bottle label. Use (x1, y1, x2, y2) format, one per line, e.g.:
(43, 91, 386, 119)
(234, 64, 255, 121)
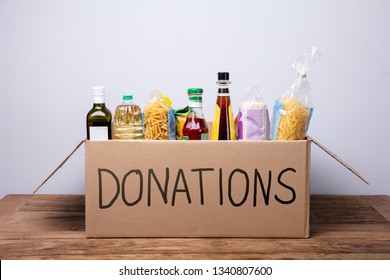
(182, 134, 208, 140)
(211, 104, 221, 140)
(211, 104, 236, 140)
(89, 126, 109, 140)
(228, 104, 236, 140)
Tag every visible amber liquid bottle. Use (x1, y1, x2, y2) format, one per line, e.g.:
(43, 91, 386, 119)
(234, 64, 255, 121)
(211, 72, 236, 140)
(86, 86, 112, 140)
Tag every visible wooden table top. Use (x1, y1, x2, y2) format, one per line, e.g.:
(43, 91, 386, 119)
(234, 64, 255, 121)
(0, 194, 389, 260)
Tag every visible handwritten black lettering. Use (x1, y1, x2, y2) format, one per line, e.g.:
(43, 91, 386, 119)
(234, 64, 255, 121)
(228, 169, 250, 207)
(275, 168, 297, 204)
(171, 169, 191, 206)
(191, 168, 214, 205)
(147, 168, 169, 206)
(122, 169, 143, 206)
(254, 169, 272, 206)
(98, 168, 120, 209)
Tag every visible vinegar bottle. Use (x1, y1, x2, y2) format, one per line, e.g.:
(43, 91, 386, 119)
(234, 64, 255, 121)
(112, 94, 143, 140)
(211, 72, 236, 140)
(182, 88, 209, 140)
(86, 86, 112, 140)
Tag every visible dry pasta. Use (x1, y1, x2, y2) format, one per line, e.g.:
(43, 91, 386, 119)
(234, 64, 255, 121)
(275, 98, 310, 140)
(144, 96, 169, 140)
(271, 48, 319, 141)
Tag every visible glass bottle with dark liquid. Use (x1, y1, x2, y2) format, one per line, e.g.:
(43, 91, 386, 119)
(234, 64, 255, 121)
(183, 88, 209, 140)
(211, 72, 236, 140)
(86, 86, 112, 140)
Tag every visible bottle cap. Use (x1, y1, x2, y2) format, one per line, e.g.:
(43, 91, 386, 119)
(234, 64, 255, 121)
(92, 86, 105, 95)
(92, 86, 105, 103)
(123, 95, 133, 101)
(218, 72, 229, 81)
(187, 88, 203, 94)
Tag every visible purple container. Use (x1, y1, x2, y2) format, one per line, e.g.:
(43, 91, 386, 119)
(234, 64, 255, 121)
(238, 107, 270, 140)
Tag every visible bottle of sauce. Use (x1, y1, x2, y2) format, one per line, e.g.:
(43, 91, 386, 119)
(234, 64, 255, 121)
(211, 72, 236, 140)
(86, 86, 112, 140)
(182, 88, 209, 140)
(112, 94, 143, 140)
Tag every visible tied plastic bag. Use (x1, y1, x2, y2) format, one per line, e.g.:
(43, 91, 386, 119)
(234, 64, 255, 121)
(237, 86, 270, 140)
(144, 90, 176, 140)
(271, 47, 320, 140)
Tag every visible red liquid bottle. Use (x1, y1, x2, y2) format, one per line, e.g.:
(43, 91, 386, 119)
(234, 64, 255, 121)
(182, 88, 209, 140)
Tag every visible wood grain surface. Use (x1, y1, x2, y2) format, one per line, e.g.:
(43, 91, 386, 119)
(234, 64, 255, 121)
(0, 194, 389, 260)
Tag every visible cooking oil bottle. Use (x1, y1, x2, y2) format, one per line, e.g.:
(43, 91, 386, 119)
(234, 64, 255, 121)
(86, 86, 112, 140)
(112, 94, 143, 140)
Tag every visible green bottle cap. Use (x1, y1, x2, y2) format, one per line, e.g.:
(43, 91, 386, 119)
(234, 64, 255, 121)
(123, 95, 133, 101)
(187, 88, 203, 94)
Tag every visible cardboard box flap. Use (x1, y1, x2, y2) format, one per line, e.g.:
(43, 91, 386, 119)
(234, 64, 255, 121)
(33, 139, 86, 194)
(307, 135, 369, 185)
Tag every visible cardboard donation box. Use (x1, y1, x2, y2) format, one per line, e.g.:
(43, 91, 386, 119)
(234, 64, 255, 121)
(85, 140, 311, 238)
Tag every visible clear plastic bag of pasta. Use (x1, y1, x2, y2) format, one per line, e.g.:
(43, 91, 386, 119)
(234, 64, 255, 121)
(271, 47, 319, 140)
(144, 90, 176, 140)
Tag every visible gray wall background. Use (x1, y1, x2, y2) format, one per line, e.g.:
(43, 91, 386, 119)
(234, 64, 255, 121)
(0, 0, 389, 198)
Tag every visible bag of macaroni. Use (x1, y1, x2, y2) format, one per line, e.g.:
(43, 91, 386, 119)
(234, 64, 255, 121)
(144, 90, 176, 140)
(271, 47, 320, 140)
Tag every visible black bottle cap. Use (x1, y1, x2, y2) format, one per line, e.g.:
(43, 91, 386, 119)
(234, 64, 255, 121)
(218, 72, 229, 81)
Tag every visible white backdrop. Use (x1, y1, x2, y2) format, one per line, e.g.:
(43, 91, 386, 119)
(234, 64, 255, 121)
(0, 0, 389, 198)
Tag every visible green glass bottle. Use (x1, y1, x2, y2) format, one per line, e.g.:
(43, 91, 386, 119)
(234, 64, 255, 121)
(86, 86, 112, 140)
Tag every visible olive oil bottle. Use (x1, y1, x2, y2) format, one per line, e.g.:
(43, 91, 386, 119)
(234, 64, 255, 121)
(86, 86, 112, 140)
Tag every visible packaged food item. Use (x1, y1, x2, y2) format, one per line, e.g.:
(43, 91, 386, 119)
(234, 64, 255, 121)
(86, 86, 112, 140)
(174, 106, 189, 140)
(272, 98, 311, 140)
(112, 94, 143, 140)
(182, 88, 209, 140)
(237, 86, 270, 140)
(144, 90, 175, 140)
(211, 72, 236, 140)
(271, 47, 319, 140)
